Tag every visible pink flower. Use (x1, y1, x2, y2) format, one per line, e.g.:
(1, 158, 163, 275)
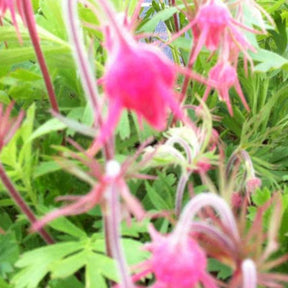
(104, 44, 180, 131)
(143, 226, 217, 288)
(185, 0, 257, 64)
(194, 0, 231, 51)
(88, 0, 184, 155)
(246, 177, 261, 194)
(203, 60, 250, 115)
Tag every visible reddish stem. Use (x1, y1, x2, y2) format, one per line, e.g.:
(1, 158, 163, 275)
(171, 0, 179, 32)
(21, 0, 59, 113)
(0, 163, 54, 244)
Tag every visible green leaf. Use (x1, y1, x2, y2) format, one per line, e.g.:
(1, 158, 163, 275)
(0, 277, 10, 288)
(33, 161, 62, 178)
(117, 110, 130, 140)
(85, 266, 107, 288)
(145, 181, 170, 210)
(38, 0, 67, 40)
(29, 118, 67, 141)
(47, 217, 87, 239)
(250, 49, 288, 72)
(122, 238, 150, 265)
(51, 251, 88, 279)
(0, 233, 19, 278)
(139, 7, 178, 32)
(172, 37, 193, 51)
(84, 253, 118, 283)
(12, 242, 80, 288)
(0, 46, 71, 67)
(208, 258, 232, 280)
(49, 276, 84, 288)
(251, 188, 271, 206)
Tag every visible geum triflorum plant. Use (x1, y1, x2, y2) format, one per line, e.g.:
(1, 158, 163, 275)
(0, 0, 287, 288)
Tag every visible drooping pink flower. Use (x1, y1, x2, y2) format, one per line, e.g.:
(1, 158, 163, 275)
(87, 0, 185, 156)
(246, 177, 261, 194)
(203, 60, 250, 115)
(141, 226, 217, 288)
(175, 0, 258, 65)
(104, 44, 180, 131)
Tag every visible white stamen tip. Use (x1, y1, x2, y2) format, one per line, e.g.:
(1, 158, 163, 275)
(106, 160, 121, 178)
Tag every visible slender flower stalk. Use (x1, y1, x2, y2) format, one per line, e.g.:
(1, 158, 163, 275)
(21, 0, 59, 112)
(0, 163, 54, 244)
(175, 171, 191, 217)
(62, 0, 114, 159)
(175, 192, 239, 242)
(62, 0, 101, 121)
(104, 160, 134, 288)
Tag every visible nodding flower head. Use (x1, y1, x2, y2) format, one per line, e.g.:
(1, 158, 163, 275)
(195, 0, 231, 51)
(203, 60, 250, 115)
(104, 43, 179, 131)
(88, 0, 184, 154)
(188, 0, 258, 65)
(145, 226, 216, 288)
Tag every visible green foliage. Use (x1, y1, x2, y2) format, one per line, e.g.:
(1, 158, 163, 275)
(0, 0, 287, 287)
(12, 235, 148, 288)
(0, 232, 19, 279)
(207, 259, 232, 280)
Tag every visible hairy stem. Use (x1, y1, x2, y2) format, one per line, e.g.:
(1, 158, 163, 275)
(175, 171, 191, 217)
(105, 182, 134, 288)
(63, 0, 113, 159)
(0, 163, 54, 244)
(22, 0, 59, 113)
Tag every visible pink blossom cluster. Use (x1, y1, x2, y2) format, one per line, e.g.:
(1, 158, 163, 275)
(171, 0, 272, 115)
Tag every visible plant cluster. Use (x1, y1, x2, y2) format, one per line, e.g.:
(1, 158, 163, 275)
(0, 0, 287, 288)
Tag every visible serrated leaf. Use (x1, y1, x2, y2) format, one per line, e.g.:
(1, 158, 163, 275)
(85, 253, 118, 282)
(51, 251, 88, 279)
(85, 265, 107, 288)
(12, 242, 80, 288)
